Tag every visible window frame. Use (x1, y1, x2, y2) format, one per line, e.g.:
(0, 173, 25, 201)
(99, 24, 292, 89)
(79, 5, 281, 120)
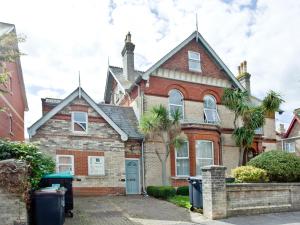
(188, 51, 201, 72)
(284, 142, 296, 153)
(175, 141, 190, 177)
(168, 89, 184, 120)
(88, 156, 105, 176)
(71, 111, 88, 133)
(56, 155, 75, 175)
(195, 140, 214, 176)
(203, 95, 220, 124)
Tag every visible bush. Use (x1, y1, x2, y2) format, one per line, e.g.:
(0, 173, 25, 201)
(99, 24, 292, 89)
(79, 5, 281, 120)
(176, 186, 189, 196)
(147, 186, 176, 199)
(232, 166, 268, 183)
(248, 150, 300, 182)
(0, 140, 55, 188)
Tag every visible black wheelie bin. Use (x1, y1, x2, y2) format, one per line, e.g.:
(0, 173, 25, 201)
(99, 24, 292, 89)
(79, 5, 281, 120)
(188, 176, 203, 211)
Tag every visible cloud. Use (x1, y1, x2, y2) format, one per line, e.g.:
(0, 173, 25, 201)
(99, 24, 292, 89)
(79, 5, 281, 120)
(1, 0, 299, 136)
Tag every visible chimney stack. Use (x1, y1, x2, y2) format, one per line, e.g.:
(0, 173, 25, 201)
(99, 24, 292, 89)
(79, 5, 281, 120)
(237, 60, 251, 95)
(122, 32, 135, 82)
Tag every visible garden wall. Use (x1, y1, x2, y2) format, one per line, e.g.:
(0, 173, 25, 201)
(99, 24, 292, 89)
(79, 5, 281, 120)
(0, 159, 27, 225)
(201, 165, 300, 219)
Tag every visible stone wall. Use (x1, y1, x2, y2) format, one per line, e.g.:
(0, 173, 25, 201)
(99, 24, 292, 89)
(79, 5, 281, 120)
(0, 159, 27, 225)
(226, 183, 300, 216)
(201, 165, 300, 219)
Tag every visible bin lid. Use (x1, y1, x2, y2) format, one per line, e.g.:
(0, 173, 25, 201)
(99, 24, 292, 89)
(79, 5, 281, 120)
(188, 176, 202, 181)
(43, 171, 73, 179)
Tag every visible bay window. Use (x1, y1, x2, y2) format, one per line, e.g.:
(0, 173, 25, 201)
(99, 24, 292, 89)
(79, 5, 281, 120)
(196, 140, 214, 175)
(175, 142, 189, 176)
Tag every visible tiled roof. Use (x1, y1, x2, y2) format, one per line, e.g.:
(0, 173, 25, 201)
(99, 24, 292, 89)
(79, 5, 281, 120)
(98, 104, 143, 140)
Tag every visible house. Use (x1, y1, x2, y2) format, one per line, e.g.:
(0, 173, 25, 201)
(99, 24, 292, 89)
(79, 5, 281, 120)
(104, 31, 277, 188)
(28, 88, 143, 196)
(279, 108, 300, 155)
(28, 30, 277, 196)
(0, 22, 28, 141)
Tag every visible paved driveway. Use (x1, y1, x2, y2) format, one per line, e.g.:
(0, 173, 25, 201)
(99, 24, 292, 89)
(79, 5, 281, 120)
(65, 196, 300, 225)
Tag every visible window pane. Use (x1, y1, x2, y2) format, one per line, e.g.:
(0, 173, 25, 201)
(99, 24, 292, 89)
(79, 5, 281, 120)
(170, 105, 183, 119)
(204, 96, 216, 109)
(188, 51, 200, 60)
(176, 159, 189, 176)
(58, 156, 72, 164)
(74, 112, 86, 122)
(169, 90, 183, 105)
(189, 61, 201, 71)
(196, 159, 213, 175)
(58, 165, 72, 173)
(74, 122, 87, 131)
(176, 142, 188, 157)
(196, 141, 213, 158)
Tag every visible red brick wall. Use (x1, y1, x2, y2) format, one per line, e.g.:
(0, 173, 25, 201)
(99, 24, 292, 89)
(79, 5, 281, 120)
(56, 149, 104, 176)
(162, 38, 229, 80)
(0, 61, 26, 141)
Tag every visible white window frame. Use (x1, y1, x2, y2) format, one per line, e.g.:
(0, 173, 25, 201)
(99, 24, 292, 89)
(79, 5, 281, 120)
(56, 155, 74, 175)
(88, 156, 105, 176)
(188, 51, 201, 72)
(168, 89, 184, 120)
(71, 111, 88, 133)
(203, 95, 220, 124)
(196, 140, 214, 176)
(175, 141, 190, 177)
(284, 142, 296, 153)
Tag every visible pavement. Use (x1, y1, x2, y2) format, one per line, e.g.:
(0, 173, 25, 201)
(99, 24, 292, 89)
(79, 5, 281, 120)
(65, 196, 300, 225)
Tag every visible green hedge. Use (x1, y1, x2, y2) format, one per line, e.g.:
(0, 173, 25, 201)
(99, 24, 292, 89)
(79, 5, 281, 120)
(176, 186, 189, 196)
(147, 186, 176, 199)
(232, 166, 268, 183)
(248, 150, 300, 182)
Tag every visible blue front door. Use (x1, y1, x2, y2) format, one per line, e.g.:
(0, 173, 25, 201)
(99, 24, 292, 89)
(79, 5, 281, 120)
(125, 159, 140, 194)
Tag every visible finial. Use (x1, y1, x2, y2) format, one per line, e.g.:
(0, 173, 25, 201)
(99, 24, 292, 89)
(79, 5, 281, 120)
(78, 71, 82, 98)
(125, 32, 131, 43)
(196, 13, 199, 42)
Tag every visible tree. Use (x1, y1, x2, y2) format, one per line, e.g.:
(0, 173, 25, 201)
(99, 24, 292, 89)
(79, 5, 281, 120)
(222, 88, 284, 166)
(0, 32, 25, 90)
(139, 104, 186, 186)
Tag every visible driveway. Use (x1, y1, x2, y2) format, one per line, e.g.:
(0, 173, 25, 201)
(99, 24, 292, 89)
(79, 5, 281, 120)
(65, 196, 300, 225)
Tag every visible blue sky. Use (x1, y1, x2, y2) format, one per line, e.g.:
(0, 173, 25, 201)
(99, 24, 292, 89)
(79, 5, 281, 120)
(1, 0, 300, 135)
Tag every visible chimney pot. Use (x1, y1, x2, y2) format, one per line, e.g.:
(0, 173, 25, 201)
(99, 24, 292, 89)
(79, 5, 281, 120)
(237, 60, 251, 94)
(243, 60, 247, 73)
(125, 32, 131, 43)
(238, 66, 241, 75)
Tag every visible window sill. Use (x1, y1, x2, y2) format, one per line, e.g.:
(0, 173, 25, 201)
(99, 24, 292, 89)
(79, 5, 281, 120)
(171, 176, 189, 180)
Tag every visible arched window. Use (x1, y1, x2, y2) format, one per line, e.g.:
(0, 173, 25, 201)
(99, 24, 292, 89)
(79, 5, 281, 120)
(203, 95, 220, 124)
(169, 89, 184, 119)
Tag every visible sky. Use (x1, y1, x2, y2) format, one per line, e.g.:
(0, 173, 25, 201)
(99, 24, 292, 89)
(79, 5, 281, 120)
(1, 0, 300, 136)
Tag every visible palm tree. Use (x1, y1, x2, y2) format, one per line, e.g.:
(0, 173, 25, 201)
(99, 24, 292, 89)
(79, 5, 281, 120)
(222, 88, 284, 166)
(139, 104, 186, 186)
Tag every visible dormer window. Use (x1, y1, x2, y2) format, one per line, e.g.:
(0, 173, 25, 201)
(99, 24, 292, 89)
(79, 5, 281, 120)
(188, 51, 201, 72)
(72, 112, 88, 133)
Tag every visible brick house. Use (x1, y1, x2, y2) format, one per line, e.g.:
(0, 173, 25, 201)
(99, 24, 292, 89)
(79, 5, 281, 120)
(28, 30, 277, 195)
(278, 108, 300, 156)
(104, 31, 277, 188)
(0, 22, 28, 141)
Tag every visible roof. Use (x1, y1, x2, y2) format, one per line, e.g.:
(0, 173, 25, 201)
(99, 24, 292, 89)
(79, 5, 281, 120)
(99, 104, 143, 140)
(104, 30, 245, 103)
(104, 66, 144, 103)
(28, 87, 143, 140)
(284, 113, 300, 138)
(0, 22, 28, 111)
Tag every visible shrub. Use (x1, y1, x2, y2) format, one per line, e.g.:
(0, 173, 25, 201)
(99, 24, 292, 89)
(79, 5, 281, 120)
(248, 150, 300, 182)
(147, 186, 176, 199)
(0, 140, 55, 189)
(176, 186, 189, 196)
(231, 166, 268, 183)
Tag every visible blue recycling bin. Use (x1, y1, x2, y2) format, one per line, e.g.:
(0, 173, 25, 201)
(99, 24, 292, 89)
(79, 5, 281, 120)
(188, 176, 203, 210)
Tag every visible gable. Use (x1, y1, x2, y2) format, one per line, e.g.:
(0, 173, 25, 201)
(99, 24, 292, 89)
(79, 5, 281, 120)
(28, 88, 128, 141)
(161, 38, 229, 81)
(285, 115, 300, 138)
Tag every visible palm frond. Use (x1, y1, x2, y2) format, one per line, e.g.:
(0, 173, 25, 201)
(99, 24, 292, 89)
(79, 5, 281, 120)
(262, 91, 284, 113)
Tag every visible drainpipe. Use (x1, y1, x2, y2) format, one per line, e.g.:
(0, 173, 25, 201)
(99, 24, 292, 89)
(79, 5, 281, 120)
(141, 139, 146, 195)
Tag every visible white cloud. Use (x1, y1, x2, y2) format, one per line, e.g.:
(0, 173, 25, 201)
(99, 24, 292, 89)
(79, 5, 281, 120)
(1, 0, 299, 136)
